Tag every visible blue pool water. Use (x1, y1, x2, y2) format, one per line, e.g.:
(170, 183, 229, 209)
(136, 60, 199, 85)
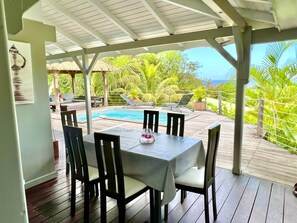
(78, 109, 168, 123)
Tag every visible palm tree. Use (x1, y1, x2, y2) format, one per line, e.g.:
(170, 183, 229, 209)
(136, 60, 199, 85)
(246, 41, 297, 152)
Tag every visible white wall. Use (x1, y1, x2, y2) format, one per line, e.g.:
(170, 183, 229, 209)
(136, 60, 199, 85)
(8, 19, 57, 188)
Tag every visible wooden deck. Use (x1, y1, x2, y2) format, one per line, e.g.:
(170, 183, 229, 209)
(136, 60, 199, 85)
(51, 107, 297, 186)
(26, 167, 297, 222)
(26, 108, 297, 222)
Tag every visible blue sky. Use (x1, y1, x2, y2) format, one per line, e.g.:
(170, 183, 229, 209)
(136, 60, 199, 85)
(183, 42, 296, 80)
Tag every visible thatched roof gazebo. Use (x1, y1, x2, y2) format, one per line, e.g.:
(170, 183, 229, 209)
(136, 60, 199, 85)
(47, 60, 116, 107)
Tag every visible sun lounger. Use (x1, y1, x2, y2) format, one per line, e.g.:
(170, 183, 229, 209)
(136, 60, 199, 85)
(120, 94, 154, 108)
(162, 93, 194, 112)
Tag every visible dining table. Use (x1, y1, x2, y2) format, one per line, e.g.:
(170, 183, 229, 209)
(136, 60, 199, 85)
(83, 126, 205, 222)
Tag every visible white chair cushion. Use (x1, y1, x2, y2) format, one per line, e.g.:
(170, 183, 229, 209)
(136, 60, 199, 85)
(88, 166, 99, 181)
(105, 176, 147, 198)
(175, 167, 205, 188)
(123, 176, 147, 198)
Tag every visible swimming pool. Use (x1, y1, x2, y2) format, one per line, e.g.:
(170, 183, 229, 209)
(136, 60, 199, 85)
(77, 109, 168, 123)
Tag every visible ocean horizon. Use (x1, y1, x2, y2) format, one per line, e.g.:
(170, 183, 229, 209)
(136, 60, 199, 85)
(210, 80, 229, 85)
(208, 79, 257, 87)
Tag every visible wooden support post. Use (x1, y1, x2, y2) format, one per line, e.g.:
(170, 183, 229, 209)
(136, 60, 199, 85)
(70, 73, 76, 95)
(73, 52, 99, 134)
(232, 26, 252, 175)
(257, 98, 264, 137)
(0, 1, 28, 221)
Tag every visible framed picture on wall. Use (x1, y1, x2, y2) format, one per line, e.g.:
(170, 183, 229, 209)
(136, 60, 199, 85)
(8, 41, 34, 104)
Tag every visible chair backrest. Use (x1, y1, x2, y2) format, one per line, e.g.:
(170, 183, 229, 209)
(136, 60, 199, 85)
(61, 110, 78, 127)
(120, 94, 134, 105)
(143, 110, 159, 133)
(94, 132, 125, 198)
(63, 125, 89, 182)
(204, 124, 221, 188)
(177, 94, 193, 106)
(166, 113, 185, 137)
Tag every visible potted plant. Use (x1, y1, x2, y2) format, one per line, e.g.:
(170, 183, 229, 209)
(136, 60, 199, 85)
(192, 86, 206, 111)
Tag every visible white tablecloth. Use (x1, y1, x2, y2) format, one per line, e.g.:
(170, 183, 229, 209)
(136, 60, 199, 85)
(83, 127, 205, 205)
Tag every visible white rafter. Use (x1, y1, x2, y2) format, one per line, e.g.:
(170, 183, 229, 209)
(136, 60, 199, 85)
(46, 0, 108, 44)
(47, 43, 67, 53)
(55, 28, 85, 48)
(236, 8, 275, 24)
(44, 18, 85, 48)
(162, 0, 222, 20)
(243, 0, 270, 4)
(141, 0, 174, 34)
(213, 0, 247, 29)
(88, 0, 140, 40)
(202, 0, 247, 30)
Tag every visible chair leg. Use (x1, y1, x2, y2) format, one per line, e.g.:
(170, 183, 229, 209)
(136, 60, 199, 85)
(118, 201, 126, 223)
(149, 189, 154, 222)
(181, 190, 187, 203)
(70, 177, 76, 216)
(100, 188, 107, 223)
(164, 205, 168, 221)
(212, 184, 217, 220)
(89, 183, 94, 197)
(84, 183, 90, 222)
(204, 191, 210, 223)
(66, 161, 70, 175)
(95, 183, 99, 197)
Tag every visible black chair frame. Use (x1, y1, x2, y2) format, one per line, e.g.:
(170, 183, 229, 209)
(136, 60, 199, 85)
(61, 110, 78, 174)
(63, 125, 100, 222)
(143, 110, 159, 133)
(175, 124, 221, 223)
(94, 132, 154, 223)
(166, 112, 185, 137)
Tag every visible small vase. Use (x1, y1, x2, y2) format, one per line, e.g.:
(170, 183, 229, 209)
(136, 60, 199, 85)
(139, 128, 155, 144)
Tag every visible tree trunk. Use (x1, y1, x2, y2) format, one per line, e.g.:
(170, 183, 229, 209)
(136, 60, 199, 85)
(102, 72, 108, 106)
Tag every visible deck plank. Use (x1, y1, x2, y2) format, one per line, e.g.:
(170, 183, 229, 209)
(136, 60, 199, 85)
(25, 109, 297, 222)
(249, 180, 271, 223)
(231, 177, 260, 222)
(266, 183, 285, 223)
(284, 185, 297, 223)
(215, 175, 249, 223)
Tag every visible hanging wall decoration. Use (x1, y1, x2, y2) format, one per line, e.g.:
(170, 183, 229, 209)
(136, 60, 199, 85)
(8, 41, 34, 104)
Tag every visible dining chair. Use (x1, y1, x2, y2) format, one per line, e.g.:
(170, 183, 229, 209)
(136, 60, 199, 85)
(174, 124, 221, 223)
(94, 132, 154, 223)
(61, 110, 78, 127)
(143, 110, 159, 133)
(61, 110, 78, 174)
(63, 125, 100, 222)
(166, 113, 185, 137)
(164, 112, 185, 219)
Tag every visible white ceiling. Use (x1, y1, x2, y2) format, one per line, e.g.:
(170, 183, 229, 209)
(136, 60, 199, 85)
(41, 0, 297, 61)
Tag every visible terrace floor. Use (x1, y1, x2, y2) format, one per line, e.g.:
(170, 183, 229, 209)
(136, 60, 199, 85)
(26, 107, 297, 222)
(52, 106, 297, 186)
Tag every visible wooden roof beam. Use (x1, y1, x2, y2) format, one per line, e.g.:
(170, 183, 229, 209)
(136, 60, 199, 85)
(162, 0, 221, 20)
(141, 0, 175, 34)
(203, 0, 247, 31)
(206, 38, 237, 68)
(46, 0, 108, 44)
(88, 0, 140, 40)
(236, 8, 275, 24)
(46, 26, 233, 60)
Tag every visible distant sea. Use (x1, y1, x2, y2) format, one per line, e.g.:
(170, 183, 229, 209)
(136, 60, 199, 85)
(209, 79, 257, 87)
(210, 80, 229, 85)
